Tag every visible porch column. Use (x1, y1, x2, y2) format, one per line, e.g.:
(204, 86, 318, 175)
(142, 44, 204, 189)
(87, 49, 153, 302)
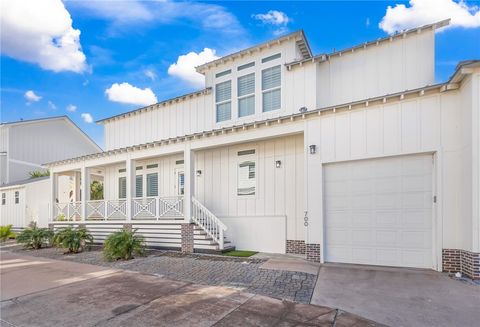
(183, 146, 194, 223)
(49, 170, 57, 222)
(81, 166, 90, 221)
(125, 158, 136, 221)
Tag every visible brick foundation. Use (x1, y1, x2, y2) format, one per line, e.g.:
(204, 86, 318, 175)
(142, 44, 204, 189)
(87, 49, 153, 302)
(306, 243, 321, 262)
(443, 249, 480, 279)
(181, 223, 194, 253)
(286, 240, 306, 255)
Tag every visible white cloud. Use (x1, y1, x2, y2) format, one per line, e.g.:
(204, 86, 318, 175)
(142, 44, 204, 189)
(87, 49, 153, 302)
(69, 1, 244, 36)
(168, 48, 219, 88)
(253, 10, 291, 26)
(144, 69, 156, 81)
(1, 0, 87, 73)
(66, 104, 77, 112)
(105, 82, 158, 106)
(380, 0, 480, 34)
(24, 90, 41, 103)
(366, 17, 371, 27)
(81, 113, 93, 123)
(48, 101, 57, 110)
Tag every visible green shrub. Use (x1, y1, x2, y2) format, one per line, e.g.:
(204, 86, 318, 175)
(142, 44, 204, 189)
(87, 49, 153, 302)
(0, 225, 15, 242)
(29, 170, 50, 178)
(103, 228, 146, 261)
(16, 222, 54, 249)
(56, 214, 66, 221)
(53, 227, 93, 254)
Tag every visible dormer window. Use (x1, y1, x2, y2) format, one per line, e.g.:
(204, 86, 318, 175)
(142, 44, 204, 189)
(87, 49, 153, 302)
(216, 80, 231, 122)
(237, 73, 255, 117)
(262, 65, 281, 112)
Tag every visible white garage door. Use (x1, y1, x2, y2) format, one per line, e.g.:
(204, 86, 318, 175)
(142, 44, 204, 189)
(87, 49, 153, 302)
(324, 154, 433, 269)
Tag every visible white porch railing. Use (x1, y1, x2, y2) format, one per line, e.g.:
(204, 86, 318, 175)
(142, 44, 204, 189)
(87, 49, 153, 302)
(54, 202, 82, 221)
(54, 197, 184, 221)
(191, 197, 227, 249)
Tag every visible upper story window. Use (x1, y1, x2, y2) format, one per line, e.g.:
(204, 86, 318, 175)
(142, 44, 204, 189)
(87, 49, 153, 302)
(215, 69, 231, 78)
(237, 73, 255, 117)
(1, 193, 5, 205)
(14, 191, 19, 204)
(237, 62, 255, 71)
(262, 65, 281, 112)
(261, 53, 281, 63)
(216, 80, 231, 122)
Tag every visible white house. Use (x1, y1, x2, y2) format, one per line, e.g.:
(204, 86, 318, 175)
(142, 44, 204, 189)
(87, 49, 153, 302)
(0, 116, 101, 227)
(46, 20, 480, 279)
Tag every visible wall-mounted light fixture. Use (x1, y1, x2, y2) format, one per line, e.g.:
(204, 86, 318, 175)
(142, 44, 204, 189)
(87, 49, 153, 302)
(196, 170, 202, 177)
(275, 160, 282, 168)
(309, 145, 317, 155)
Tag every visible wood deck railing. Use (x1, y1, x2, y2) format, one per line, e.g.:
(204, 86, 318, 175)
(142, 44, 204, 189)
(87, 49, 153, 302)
(54, 196, 184, 221)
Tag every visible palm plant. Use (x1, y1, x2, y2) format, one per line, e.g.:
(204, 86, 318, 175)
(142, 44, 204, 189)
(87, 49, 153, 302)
(29, 170, 50, 178)
(103, 228, 146, 261)
(90, 181, 104, 200)
(16, 222, 54, 249)
(53, 227, 94, 254)
(0, 225, 15, 242)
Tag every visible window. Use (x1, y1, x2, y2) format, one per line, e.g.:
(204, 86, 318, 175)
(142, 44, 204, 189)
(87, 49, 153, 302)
(238, 73, 255, 117)
(146, 173, 158, 197)
(14, 191, 19, 204)
(177, 172, 185, 195)
(118, 177, 126, 199)
(1, 193, 5, 205)
(238, 61, 255, 71)
(146, 164, 158, 169)
(215, 69, 231, 78)
(261, 53, 281, 63)
(135, 175, 143, 197)
(216, 80, 231, 122)
(237, 150, 256, 196)
(262, 65, 281, 112)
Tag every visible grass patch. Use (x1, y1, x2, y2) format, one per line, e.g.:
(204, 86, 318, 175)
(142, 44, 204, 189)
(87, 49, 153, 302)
(223, 250, 257, 257)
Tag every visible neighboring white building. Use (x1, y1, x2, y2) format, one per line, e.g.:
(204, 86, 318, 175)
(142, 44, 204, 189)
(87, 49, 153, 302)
(0, 116, 101, 227)
(0, 116, 101, 185)
(46, 20, 480, 279)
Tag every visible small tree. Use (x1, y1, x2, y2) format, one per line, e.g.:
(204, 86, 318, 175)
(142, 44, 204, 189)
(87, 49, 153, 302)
(16, 222, 54, 249)
(53, 227, 93, 254)
(103, 228, 146, 261)
(90, 181, 104, 200)
(29, 170, 50, 179)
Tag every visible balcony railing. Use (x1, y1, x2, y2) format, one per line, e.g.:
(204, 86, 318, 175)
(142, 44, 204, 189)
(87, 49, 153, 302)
(54, 196, 184, 221)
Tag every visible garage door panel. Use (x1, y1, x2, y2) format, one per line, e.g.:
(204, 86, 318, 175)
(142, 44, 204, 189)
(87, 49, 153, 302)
(324, 154, 433, 269)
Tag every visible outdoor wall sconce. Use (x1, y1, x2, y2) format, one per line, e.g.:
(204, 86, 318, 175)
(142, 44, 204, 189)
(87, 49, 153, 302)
(275, 160, 282, 168)
(309, 144, 317, 155)
(196, 170, 202, 176)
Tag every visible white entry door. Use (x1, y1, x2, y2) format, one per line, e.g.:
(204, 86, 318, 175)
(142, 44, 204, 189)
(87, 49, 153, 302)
(324, 154, 434, 269)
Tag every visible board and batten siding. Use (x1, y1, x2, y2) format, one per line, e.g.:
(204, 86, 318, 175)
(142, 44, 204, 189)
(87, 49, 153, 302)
(305, 80, 476, 253)
(0, 187, 25, 227)
(194, 134, 305, 242)
(316, 29, 435, 108)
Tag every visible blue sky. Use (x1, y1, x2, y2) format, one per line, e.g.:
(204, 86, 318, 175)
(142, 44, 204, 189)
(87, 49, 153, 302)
(1, 0, 479, 148)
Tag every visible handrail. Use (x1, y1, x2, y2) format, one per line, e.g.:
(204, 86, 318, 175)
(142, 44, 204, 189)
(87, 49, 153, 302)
(191, 197, 227, 249)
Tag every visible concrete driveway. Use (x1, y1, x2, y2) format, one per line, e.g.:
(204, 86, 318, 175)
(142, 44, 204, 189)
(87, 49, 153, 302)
(0, 251, 380, 327)
(312, 264, 480, 327)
